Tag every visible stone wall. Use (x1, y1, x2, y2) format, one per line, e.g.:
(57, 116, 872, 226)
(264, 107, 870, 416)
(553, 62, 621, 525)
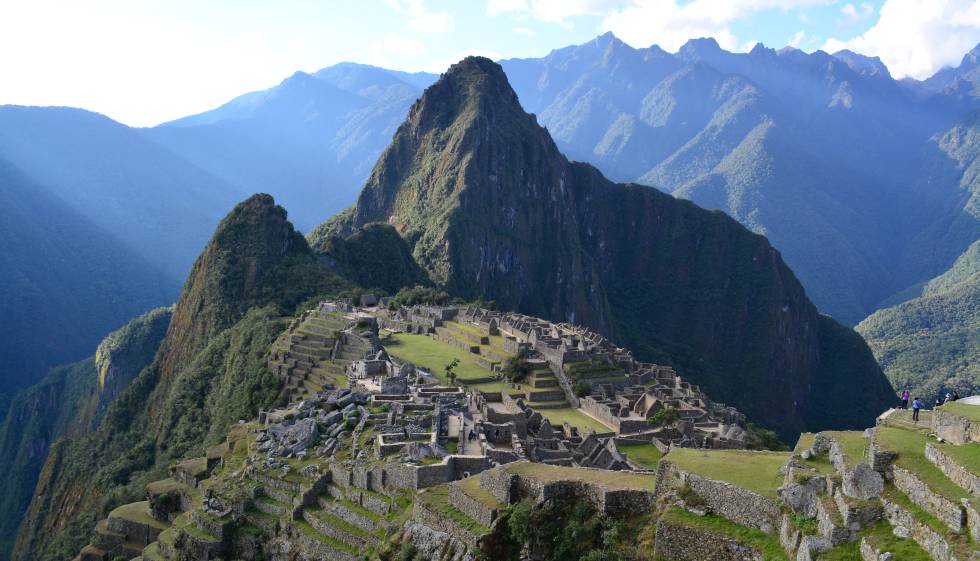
(449, 485, 498, 527)
(880, 494, 961, 561)
(925, 443, 980, 496)
(893, 466, 966, 532)
(413, 497, 484, 549)
(654, 518, 764, 561)
(656, 461, 781, 533)
(932, 410, 980, 445)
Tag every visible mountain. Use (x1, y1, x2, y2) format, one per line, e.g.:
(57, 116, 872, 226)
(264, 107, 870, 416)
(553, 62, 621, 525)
(0, 106, 241, 279)
(148, 35, 980, 327)
(11, 194, 354, 561)
(0, 307, 170, 560)
(145, 64, 438, 230)
(309, 56, 895, 438)
(497, 33, 979, 325)
(0, 157, 175, 420)
(856, 240, 980, 399)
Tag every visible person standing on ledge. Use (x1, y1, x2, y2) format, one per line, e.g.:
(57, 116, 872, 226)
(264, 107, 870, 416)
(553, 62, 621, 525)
(900, 389, 910, 409)
(912, 397, 922, 422)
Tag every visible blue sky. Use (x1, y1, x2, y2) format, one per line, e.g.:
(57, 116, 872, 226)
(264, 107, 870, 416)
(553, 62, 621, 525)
(1, 0, 978, 126)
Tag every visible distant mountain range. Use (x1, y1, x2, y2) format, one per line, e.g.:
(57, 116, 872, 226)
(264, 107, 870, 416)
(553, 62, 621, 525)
(142, 34, 980, 328)
(857, 239, 980, 398)
(1, 33, 978, 433)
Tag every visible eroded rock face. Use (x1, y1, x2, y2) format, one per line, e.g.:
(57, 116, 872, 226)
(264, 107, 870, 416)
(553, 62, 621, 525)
(843, 463, 884, 501)
(779, 475, 826, 517)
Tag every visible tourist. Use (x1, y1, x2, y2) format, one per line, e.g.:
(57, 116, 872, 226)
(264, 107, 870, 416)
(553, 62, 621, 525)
(912, 397, 921, 422)
(900, 389, 910, 409)
(945, 391, 954, 403)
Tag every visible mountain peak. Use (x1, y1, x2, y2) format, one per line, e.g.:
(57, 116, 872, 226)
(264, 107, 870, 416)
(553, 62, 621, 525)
(677, 36, 722, 58)
(162, 193, 321, 375)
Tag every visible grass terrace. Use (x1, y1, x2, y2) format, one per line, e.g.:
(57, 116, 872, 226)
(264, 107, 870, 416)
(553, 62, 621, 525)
(416, 485, 490, 534)
(660, 507, 789, 561)
(110, 501, 169, 530)
(816, 519, 931, 561)
(876, 427, 970, 502)
(793, 433, 834, 476)
(538, 407, 614, 434)
(934, 440, 980, 475)
(384, 333, 513, 392)
(617, 442, 663, 470)
(665, 449, 790, 498)
(825, 431, 868, 469)
(502, 461, 656, 490)
(456, 474, 504, 509)
(939, 402, 980, 422)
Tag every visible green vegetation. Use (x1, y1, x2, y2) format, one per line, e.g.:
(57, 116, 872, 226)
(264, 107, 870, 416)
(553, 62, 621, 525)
(10, 195, 360, 561)
(503, 461, 655, 490)
(496, 497, 655, 561)
(825, 431, 868, 469)
(537, 407, 614, 434)
(617, 442, 663, 469)
(857, 240, 980, 399)
(417, 485, 489, 534)
(876, 427, 969, 501)
(659, 507, 789, 561)
(0, 306, 172, 559)
(665, 449, 790, 498)
(939, 401, 980, 422)
(316, 223, 428, 294)
(647, 407, 680, 427)
(501, 356, 531, 383)
(384, 333, 492, 383)
(817, 519, 931, 561)
(387, 285, 451, 309)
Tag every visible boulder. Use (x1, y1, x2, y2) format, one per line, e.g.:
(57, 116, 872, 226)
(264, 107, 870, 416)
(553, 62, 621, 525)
(843, 464, 884, 500)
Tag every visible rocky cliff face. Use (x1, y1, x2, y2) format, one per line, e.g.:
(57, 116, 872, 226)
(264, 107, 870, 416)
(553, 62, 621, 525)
(309, 57, 895, 438)
(0, 307, 171, 561)
(12, 195, 351, 561)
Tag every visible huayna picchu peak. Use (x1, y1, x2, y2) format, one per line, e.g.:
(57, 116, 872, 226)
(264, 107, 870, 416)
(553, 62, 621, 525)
(310, 56, 895, 439)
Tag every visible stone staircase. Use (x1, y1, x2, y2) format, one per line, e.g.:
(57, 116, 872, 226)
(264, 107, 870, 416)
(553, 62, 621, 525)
(269, 309, 355, 402)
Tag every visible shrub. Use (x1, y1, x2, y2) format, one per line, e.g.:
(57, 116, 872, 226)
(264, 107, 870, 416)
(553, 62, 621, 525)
(647, 407, 680, 427)
(574, 380, 592, 397)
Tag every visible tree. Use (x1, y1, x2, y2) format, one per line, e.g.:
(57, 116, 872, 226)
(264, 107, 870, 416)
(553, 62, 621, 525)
(445, 358, 459, 386)
(502, 355, 531, 383)
(574, 380, 592, 397)
(647, 407, 680, 427)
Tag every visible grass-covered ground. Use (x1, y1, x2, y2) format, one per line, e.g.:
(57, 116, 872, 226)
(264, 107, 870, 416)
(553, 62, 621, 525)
(665, 449, 789, 498)
(538, 407, 614, 433)
(825, 431, 868, 469)
(617, 442, 663, 469)
(792, 433, 834, 475)
(876, 426, 970, 501)
(503, 461, 656, 490)
(455, 474, 504, 508)
(939, 402, 980, 422)
(817, 518, 931, 561)
(659, 507, 789, 560)
(384, 333, 508, 392)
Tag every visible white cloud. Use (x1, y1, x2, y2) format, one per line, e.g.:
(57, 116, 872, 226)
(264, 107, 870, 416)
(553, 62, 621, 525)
(597, 0, 832, 52)
(839, 2, 874, 26)
(788, 30, 806, 48)
(363, 34, 428, 69)
(486, 0, 621, 27)
(823, 0, 980, 79)
(386, 0, 454, 33)
(513, 26, 536, 36)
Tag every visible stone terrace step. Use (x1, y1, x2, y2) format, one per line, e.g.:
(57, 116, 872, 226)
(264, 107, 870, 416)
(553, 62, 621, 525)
(302, 506, 376, 549)
(316, 495, 380, 532)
